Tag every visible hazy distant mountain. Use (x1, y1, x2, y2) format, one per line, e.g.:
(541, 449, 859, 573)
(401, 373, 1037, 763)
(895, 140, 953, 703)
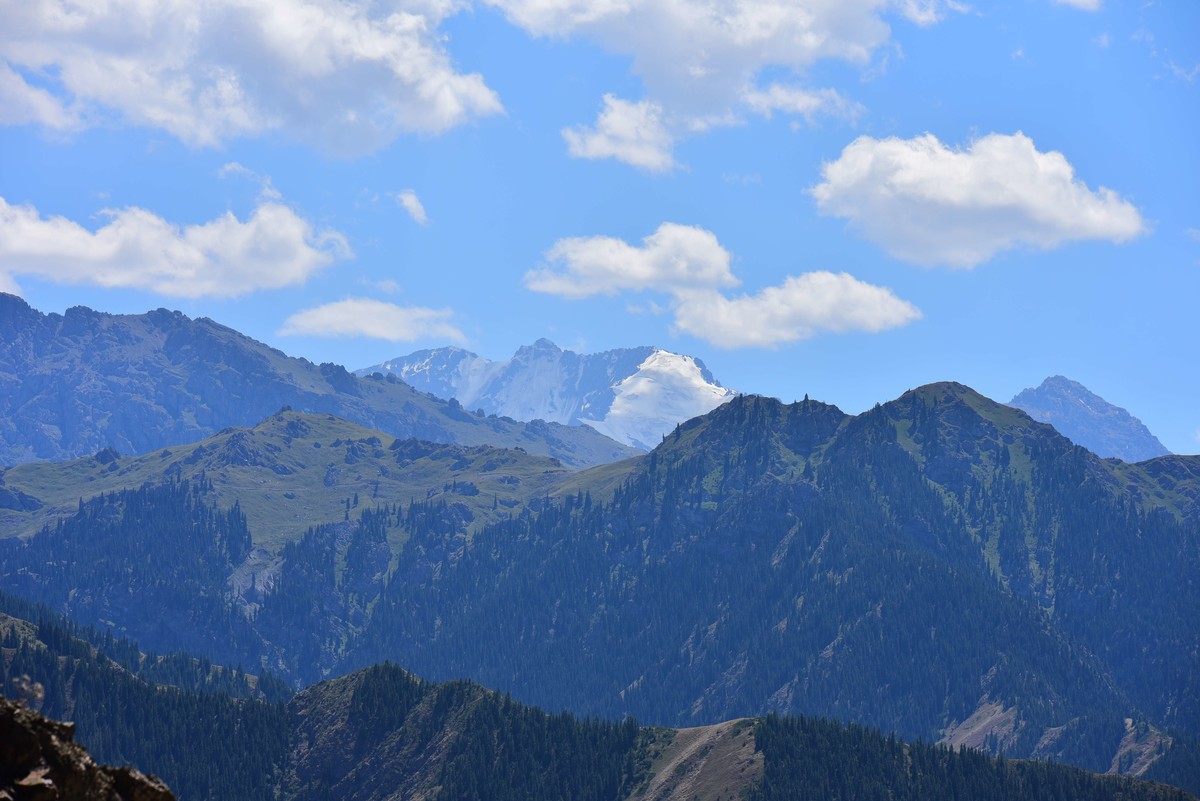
(0, 294, 637, 469)
(357, 339, 737, 450)
(1009, 375, 1170, 462)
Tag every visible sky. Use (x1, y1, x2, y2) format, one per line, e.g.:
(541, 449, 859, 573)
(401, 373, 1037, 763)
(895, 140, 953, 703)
(0, 0, 1197, 452)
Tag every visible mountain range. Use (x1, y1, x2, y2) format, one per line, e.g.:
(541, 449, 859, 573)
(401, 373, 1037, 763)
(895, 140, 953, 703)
(357, 340, 736, 450)
(0, 293, 637, 470)
(1010, 375, 1172, 462)
(2, 381, 1197, 786)
(2, 295, 1197, 799)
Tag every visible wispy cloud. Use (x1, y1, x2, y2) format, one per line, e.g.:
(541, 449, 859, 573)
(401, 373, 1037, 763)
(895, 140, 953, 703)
(279, 298, 465, 343)
(395, 191, 430, 226)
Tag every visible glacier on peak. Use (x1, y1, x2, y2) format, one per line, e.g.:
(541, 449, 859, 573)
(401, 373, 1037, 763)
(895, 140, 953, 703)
(357, 342, 736, 450)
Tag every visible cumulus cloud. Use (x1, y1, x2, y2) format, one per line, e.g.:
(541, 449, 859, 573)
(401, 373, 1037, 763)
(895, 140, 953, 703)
(812, 132, 1145, 267)
(527, 222, 919, 348)
(526, 223, 736, 298)
(672, 274, 920, 348)
(395, 191, 430, 225)
(563, 95, 677, 172)
(279, 297, 465, 342)
(1054, 0, 1101, 10)
(489, 0, 957, 168)
(0, 0, 502, 155)
(0, 196, 349, 297)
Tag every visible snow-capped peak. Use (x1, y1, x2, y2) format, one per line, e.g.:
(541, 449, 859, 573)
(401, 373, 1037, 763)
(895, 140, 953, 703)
(356, 342, 736, 450)
(578, 349, 735, 450)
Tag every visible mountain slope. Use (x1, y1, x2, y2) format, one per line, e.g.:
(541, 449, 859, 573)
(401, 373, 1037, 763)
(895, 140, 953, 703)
(8, 614, 1192, 801)
(1010, 375, 1171, 461)
(352, 385, 1200, 770)
(357, 339, 737, 450)
(0, 294, 637, 469)
(0, 408, 576, 548)
(0, 593, 290, 801)
(3, 551, 1199, 799)
(0, 410, 594, 682)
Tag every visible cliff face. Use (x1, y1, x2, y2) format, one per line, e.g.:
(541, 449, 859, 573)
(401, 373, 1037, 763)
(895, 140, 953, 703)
(0, 696, 174, 801)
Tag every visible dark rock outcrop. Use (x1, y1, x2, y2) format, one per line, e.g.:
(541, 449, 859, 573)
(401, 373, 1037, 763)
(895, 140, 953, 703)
(0, 696, 174, 801)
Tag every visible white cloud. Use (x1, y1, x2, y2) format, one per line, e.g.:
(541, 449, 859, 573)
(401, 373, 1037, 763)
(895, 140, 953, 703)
(395, 191, 430, 225)
(895, 0, 943, 26)
(672, 274, 920, 348)
(0, 63, 79, 130)
(526, 222, 737, 298)
(1169, 62, 1199, 83)
(812, 132, 1145, 267)
(1187, 228, 1200, 242)
(218, 162, 282, 199)
(373, 278, 404, 294)
(528, 222, 919, 348)
(487, 0, 895, 101)
(563, 95, 677, 172)
(1092, 33, 1111, 48)
(0, 196, 349, 297)
(1054, 0, 1101, 10)
(0, 272, 21, 296)
(279, 298, 465, 342)
(743, 84, 863, 123)
(489, 0, 956, 167)
(0, 0, 502, 156)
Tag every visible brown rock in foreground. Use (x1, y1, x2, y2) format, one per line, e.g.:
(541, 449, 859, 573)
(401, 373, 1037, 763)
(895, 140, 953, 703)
(0, 696, 174, 801)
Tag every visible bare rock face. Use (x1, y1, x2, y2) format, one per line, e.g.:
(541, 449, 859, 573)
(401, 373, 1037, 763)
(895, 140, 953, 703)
(0, 696, 174, 801)
(1009, 375, 1170, 462)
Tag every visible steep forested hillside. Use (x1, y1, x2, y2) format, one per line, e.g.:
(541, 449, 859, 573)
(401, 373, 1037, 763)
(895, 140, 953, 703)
(6, 624, 1194, 801)
(352, 386, 1200, 772)
(0, 593, 290, 801)
(0, 294, 638, 469)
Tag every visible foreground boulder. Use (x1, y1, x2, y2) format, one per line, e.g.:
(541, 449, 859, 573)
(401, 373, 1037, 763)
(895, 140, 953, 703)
(0, 696, 173, 801)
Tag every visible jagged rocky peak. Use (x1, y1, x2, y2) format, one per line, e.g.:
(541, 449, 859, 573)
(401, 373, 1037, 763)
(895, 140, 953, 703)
(357, 340, 738, 450)
(1009, 375, 1170, 462)
(0, 695, 174, 801)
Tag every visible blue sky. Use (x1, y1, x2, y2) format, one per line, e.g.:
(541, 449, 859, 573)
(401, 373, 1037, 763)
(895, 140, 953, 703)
(1, 0, 1197, 452)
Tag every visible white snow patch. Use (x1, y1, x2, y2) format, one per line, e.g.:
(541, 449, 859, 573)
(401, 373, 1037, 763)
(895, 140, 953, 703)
(580, 350, 735, 449)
